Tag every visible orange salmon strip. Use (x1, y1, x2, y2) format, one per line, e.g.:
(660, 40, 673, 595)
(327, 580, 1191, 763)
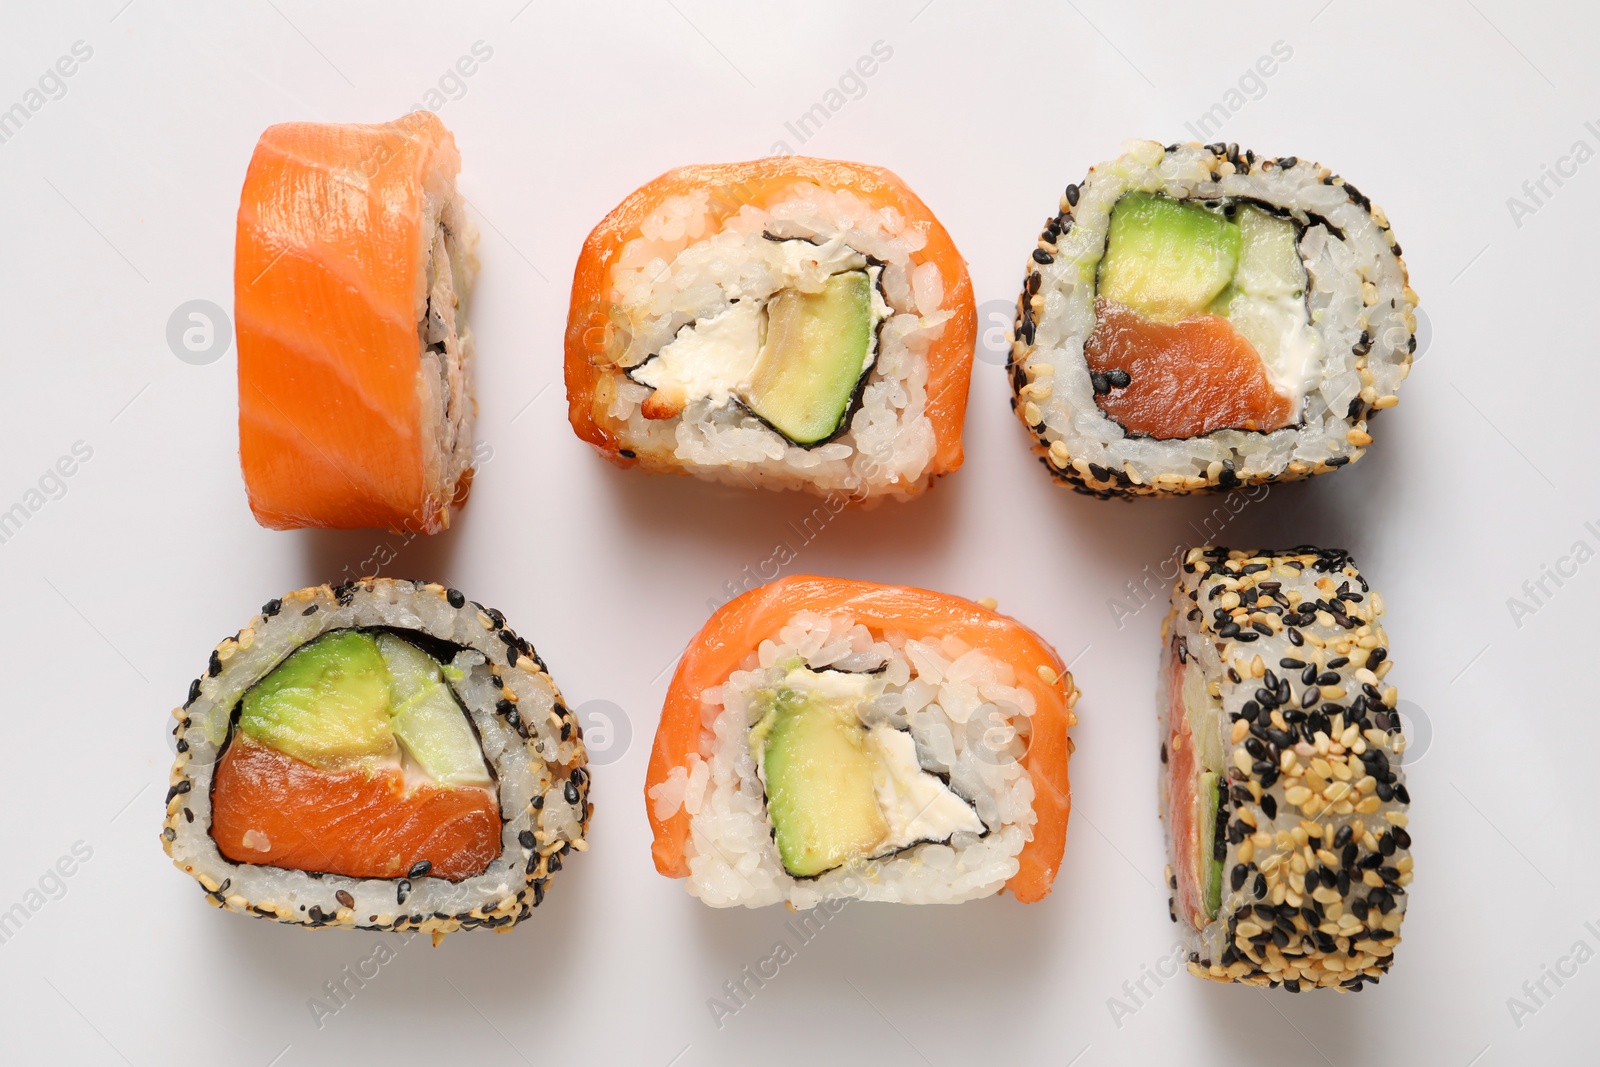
(644, 575, 1078, 903)
(235, 112, 469, 532)
(211, 736, 500, 882)
(563, 157, 976, 489)
(1085, 298, 1295, 439)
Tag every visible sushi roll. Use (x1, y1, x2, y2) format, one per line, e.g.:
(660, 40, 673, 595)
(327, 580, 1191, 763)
(564, 157, 976, 501)
(1160, 546, 1411, 990)
(237, 112, 477, 532)
(163, 578, 589, 937)
(645, 575, 1078, 907)
(1009, 141, 1417, 498)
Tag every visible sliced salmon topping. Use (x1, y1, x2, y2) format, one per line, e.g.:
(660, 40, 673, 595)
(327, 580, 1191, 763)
(211, 736, 500, 881)
(1085, 298, 1295, 439)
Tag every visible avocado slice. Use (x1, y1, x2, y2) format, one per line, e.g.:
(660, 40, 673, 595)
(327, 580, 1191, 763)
(239, 630, 396, 769)
(739, 269, 874, 446)
(1198, 770, 1224, 919)
(752, 684, 888, 877)
(376, 632, 493, 788)
(1098, 193, 1241, 322)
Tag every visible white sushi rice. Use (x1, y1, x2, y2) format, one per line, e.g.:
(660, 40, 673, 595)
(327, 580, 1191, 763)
(165, 580, 586, 933)
(1020, 140, 1414, 492)
(419, 193, 478, 521)
(601, 182, 953, 498)
(419, 198, 473, 524)
(649, 611, 1039, 908)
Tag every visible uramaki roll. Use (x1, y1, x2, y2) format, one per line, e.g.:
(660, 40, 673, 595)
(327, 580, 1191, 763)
(646, 575, 1077, 907)
(1160, 546, 1411, 989)
(565, 158, 976, 501)
(1010, 141, 1416, 498)
(163, 578, 589, 937)
(236, 112, 477, 532)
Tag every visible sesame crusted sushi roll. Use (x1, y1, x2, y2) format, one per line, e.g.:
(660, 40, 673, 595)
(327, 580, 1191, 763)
(1010, 141, 1417, 497)
(564, 157, 976, 501)
(163, 578, 589, 938)
(1160, 546, 1411, 990)
(645, 575, 1078, 907)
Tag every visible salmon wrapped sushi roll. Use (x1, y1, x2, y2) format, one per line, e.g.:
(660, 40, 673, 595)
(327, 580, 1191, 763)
(236, 112, 477, 532)
(645, 575, 1078, 907)
(565, 158, 976, 501)
(163, 578, 589, 937)
(1010, 141, 1417, 497)
(1160, 547, 1411, 990)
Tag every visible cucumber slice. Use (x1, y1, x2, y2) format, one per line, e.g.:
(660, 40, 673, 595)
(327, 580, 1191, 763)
(240, 630, 396, 769)
(1198, 770, 1224, 919)
(740, 270, 874, 445)
(376, 633, 493, 788)
(1231, 205, 1305, 299)
(1098, 192, 1241, 321)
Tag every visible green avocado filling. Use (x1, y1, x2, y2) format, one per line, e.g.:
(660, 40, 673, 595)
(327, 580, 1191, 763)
(1098, 192, 1242, 320)
(742, 270, 875, 446)
(748, 664, 986, 879)
(238, 629, 491, 787)
(751, 683, 888, 878)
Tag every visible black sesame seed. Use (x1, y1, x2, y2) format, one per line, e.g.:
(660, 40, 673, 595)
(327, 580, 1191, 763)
(1287, 628, 1304, 647)
(518, 830, 536, 850)
(618, 449, 637, 459)
(1032, 248, 1054, 264)
(1253, 873, 1267, 899)
(336, 890, 355, 909)
(261, 598, 282, 617)
(1231, 864, 1249, 891)
(564, 780, 581, 805)
(1107, 369, 1131, 389)
(302, 604, 318, 616)
(1252, 622, 1272, 636)
(208, 651, 222, 677)
(1301, 688, 1319, 709)
(1279, 658, 1305, 670)
(1219, 622, 1242, 638)
(1260, 794, 1278, 820)
(396, 880, 411, 904)
(532, 795, 545, 810)
(186, 678, 202, 706)
(446, 588, 466, 608)
(1065, 184, 1080, 206)
(408, 860, 432, 879)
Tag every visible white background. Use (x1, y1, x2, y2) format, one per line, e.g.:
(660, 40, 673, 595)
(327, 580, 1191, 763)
(1, 1, 1596, 1064)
